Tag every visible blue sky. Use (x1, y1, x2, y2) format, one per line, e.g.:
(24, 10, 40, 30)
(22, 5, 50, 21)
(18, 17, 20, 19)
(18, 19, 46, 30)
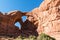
(0, 0, 43, 12)
(0, 0, 43, 28)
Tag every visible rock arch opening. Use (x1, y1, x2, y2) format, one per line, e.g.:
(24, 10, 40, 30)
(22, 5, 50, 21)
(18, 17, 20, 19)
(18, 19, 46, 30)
(14, 15, 27, 29)
(22, 16, 27, 22)
(14, 22, 21, 29)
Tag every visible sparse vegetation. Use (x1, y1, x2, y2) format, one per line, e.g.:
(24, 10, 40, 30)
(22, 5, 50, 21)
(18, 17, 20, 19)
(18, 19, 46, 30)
(37, 33, 55, 40)
(15, 33, 55, 40)
(0, 33, 56, 40)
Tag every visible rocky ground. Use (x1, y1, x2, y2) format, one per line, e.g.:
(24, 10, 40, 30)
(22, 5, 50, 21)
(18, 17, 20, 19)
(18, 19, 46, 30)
(0, 37, 14, 40)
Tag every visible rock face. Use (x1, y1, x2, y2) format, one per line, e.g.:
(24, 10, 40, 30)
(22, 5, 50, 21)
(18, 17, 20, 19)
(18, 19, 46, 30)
(0, 0, 60, 40)
(0, 11, 25, 37)
(0, 11, 38, 38)
(24, 0, 60, 40)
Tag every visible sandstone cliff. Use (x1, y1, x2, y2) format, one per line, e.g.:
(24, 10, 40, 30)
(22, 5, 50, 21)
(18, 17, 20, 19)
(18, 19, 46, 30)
(25, 0, 60, 40)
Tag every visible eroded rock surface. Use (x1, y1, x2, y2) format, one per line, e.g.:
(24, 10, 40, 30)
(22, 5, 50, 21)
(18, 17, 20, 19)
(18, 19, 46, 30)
(0, 11, 25, 37)
(0, 0, 60, 40)
(24, 0, 60, 40)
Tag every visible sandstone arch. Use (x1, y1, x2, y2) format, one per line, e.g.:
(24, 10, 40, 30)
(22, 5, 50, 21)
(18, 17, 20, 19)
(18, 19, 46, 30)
(8, 11, 26, 28)
(0, 11, 26, 37)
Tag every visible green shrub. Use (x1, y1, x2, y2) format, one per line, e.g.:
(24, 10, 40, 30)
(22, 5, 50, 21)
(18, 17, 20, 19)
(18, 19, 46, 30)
(37, 33, 56, 40)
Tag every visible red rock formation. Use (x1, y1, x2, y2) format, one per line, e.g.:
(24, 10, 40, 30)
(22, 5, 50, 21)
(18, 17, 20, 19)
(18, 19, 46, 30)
(21, 20, 38, 37)
(0, 10, 38, 38)
(24, 0, 60, 40)
(0, 0, 60, 40)
(0, 11, 26, 37)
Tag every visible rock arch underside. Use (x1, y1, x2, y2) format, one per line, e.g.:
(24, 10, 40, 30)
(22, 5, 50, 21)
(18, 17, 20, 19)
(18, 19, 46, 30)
(0, 0, 60, 40)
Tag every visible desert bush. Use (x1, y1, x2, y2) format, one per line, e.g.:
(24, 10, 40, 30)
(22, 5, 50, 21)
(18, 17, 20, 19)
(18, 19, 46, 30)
(37, 33, 55, 40)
